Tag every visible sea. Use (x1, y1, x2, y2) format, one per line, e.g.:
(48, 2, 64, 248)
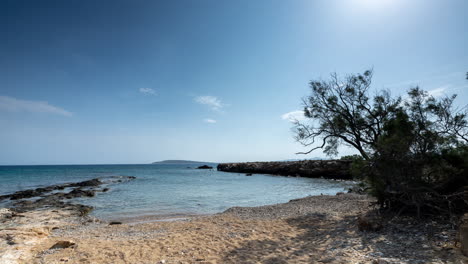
(0, 163, 352, 220)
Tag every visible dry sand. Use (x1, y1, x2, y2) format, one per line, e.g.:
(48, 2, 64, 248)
(1, 194, 466, 264)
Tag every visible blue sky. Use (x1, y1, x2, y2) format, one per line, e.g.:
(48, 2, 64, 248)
(0, 0, 467, 165)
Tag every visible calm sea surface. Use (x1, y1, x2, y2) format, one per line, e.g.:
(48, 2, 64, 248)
(0, 164, 352, 219)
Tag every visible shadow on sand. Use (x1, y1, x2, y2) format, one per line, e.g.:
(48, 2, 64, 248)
(221, 212, 462, 264)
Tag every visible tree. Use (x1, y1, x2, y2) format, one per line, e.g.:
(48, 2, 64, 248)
(294, 70, 468, 216)
(294, 69, 400, 160)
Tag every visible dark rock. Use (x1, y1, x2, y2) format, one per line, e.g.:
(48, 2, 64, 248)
(6, 234, 15, 245)
(2, 177, 136, 216)
(217, 160, 352, 180)
(197, 165, 213, 169)
(10, 189, 39, 200)
(72, 179, 101, 187)
(77, 205, 93, 216)
(7, 178, 101, 200)
(49, 241, 76, 250)
(109, 221, 123, 225)
(245, 173, 253, 176)
(66, 188, 96, 198)
(35, 187, 53, 193)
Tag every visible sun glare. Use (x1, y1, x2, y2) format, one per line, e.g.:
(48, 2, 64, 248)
(352, 0, 398, 11)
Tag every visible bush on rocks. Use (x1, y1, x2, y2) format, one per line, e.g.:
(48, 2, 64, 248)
(294, 69, 468, 218)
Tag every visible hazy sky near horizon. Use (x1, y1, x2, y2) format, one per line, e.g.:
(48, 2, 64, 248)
(1, 0, 467, 165)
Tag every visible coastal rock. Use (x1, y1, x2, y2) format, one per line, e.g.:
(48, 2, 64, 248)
(4, 179, 101, 201)
(9, 189, 39, 200)
(197, 165, 213, 169)
(50, 241, 76, 250)
(0, 208, 15, 220)
(65, 188, 96, 198)
(217, 160, 352, 179)
(2, 176, 136, 215)
(72, 178, 101, 187)
(76, 205, 93, 216)
(0, 177, 137, 264)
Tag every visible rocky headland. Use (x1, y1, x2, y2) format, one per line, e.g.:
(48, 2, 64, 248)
(217, 160, 352, 179)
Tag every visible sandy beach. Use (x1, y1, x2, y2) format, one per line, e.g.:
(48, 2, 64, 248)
(1, 193, 466, 264)
(2, 0, 467, 262)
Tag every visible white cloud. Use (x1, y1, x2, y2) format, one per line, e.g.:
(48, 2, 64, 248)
(139, 88, 157, 95)
(194, 96, 223, 111)
(204, 118, 217, 124)
(428, 86, 449, 98)
(0, 96, 72, 117)
(281, 110, 306, 122)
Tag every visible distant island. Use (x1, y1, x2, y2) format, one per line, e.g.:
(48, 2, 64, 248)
(152, 160, 214, 164)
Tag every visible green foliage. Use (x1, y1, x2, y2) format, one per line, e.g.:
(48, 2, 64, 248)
(296, 70, 468, 216)
(295, 69, 401, 160)
(340, 155, 367, 180)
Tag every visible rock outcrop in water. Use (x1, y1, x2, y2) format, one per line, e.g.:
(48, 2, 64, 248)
(197, 165, 213, 169)
(0, 176, 136, 214)
(0, 176, 137, 263)
(217, 160, 352, 179)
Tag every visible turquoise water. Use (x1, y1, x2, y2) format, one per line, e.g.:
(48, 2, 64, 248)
(0, 164, 351, 219)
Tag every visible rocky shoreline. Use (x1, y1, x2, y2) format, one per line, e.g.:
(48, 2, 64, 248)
(217, 160, 352, 179)
(0, 176, 137, 264)
(0, 176, 136, 215)
(1, 177, 467, 264)
(1, 193, 465, 264)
